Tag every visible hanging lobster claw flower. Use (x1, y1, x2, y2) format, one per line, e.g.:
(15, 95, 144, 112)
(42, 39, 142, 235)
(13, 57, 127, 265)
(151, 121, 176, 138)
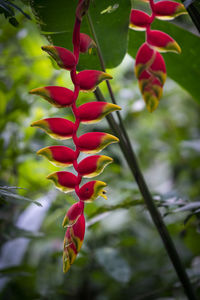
(47, 171, 77, 193)
(77, 102, 121, 124)
(62, 202, 82, 228)
(149, 51, 166, 85)
(31, 118, 74, 140)
(41, 45, 76, 70)
(77, 70, 112, 92)
(154, 1, 187, 20)
(147, 30, 181, 53)
(63, 228, 77, 273)
(77, 155, 113, 178)
(134, 43, 155, 79)
(129, 9, 151, 31)
(70, 214, 85, 252)
(79, 180, 107, 202)
(77, 132, 119, 153)
(80, 33, 96, 53)
(29, 86, 74, 108)
(37, 146, 75, 167)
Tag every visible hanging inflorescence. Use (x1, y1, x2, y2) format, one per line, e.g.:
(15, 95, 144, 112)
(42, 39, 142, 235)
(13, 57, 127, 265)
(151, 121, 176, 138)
(29, 0, 120, 273)
(129, 0, 187, 112)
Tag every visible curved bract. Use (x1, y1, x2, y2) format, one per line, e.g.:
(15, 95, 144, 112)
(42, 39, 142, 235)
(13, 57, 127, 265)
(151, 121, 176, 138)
(30, 0, 120, 273)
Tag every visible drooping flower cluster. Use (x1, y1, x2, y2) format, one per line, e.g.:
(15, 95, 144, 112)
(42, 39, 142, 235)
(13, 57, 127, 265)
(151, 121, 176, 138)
(129, 0, 187, 112)
(30, 0, 120, 273)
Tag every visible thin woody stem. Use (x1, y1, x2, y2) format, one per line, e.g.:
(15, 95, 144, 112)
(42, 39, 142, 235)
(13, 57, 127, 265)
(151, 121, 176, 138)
(88, 11, 197, 300)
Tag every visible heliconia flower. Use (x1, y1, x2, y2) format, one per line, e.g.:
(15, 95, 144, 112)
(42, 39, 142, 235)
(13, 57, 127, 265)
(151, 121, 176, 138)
(80, 33, 96, 53)
(77, 101, 121, 124)
(70, 214, 85, 252)
(41, 45, 76, 70)
(29, 86, 74, 108)
(47, 171, 77, 193)
(135, 43, 155, 79)
(63, 228, 77, 273)
(79, 180, 107, 202)
(77, 132, 119, 153)
(77, 70, 112, 92)
(147, 30, 181, 53)
(154, 1, 187, 20)
(129, 9, 151, 31)
(77, 155, 113, 178)
(62, 202, 82, 228)
(37, 146, 75, 167)
(149, 51, 166, 85)
(31, 118, 74, 140)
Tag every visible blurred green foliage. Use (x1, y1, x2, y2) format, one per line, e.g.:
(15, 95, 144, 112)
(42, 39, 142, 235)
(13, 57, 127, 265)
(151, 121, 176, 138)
(0, 1, 200, 299)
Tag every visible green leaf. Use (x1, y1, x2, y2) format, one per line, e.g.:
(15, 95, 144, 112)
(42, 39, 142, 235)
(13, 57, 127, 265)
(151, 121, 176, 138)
(128, 20, 200, 102)
(181, 0, 200, 33)
(0, 186, 42, 206)
(30, 0, 131, 70)
(0, 265, 33, 278)
(3, 226, 44, 241)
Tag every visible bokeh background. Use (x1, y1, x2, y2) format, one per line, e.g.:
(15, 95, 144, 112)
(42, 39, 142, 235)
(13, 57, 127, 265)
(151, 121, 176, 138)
(0, 1, 200, 299)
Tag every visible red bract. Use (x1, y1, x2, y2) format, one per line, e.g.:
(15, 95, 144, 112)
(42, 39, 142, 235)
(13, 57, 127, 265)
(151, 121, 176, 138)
(80, 33, 96, 53)
(77, 70, 112, 91)
(37, 146, 75, 167)
(135, 43, 155, 78)
(129, 9, 151, 31)
(79, 180, 107, 202)
(77, 132, 119, 153)
(62, 202, 82, 228)
(47, 171, 77, 193)
(31, 0, 119, 273)
(139, 70, 163, 112)
(31, 118, 74, 140)
(77, 101, 121, 124)
(63, 228, 77, 272)
(29, 86, 74, 107)
(70, 214, 85, 252)
(154, 1, 187, 20)
(42, 45, 76, 70)
(149, 51, 166, 85)
(147, 30, 181, 53)
(77, 155, 113, 178)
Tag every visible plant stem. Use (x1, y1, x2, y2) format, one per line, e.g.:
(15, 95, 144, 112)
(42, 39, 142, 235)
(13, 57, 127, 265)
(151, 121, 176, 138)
(88, 12, 197, 300)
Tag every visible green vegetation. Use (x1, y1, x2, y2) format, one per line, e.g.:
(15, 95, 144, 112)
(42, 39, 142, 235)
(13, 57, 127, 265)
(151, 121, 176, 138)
(0, 1, 200, 299)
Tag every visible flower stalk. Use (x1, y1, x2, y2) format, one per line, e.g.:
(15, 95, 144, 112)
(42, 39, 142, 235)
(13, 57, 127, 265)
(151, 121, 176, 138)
(129, 0, 187, 112)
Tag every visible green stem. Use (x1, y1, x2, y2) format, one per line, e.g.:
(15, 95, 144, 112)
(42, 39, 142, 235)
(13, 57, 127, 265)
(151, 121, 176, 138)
(88, 12, 197, 300)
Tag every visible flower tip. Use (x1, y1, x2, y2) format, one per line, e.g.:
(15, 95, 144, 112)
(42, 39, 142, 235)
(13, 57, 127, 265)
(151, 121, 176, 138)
(41, 45, 52, 52)
(29, 87, 46, 96)
(36, 149, 43, 156)
(29, 88, 37, 95)
(112, 135, 119, 143)
(46, 173, 55, 180)
(102, 72, 113, 80)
